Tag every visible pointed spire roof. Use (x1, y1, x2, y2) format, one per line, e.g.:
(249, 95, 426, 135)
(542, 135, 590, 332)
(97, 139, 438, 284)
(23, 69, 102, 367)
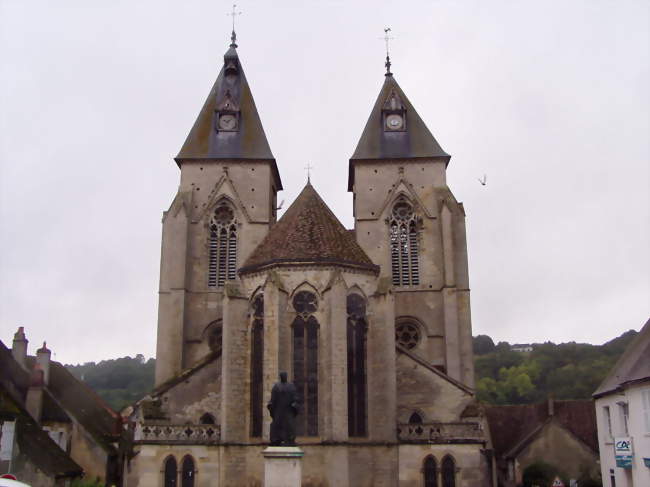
(240, 183, 378, 275)
(348, 74, 450, 190)
(176, 43, 282, 189)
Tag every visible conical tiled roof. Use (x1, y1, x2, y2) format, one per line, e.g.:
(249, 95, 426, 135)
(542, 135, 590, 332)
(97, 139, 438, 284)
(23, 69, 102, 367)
(176, 44, 282, 189)
(239, 183, 378, 274)
(348, 74, 449, 190)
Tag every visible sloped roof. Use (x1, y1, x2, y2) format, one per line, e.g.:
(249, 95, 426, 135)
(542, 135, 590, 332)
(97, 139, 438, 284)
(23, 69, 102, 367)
(175, 43, 282, 189)
(348, 74, 450, 190)
(485, 400, 598, 459)
(240, 183, 379, 274)
(594, 318, 650, 397)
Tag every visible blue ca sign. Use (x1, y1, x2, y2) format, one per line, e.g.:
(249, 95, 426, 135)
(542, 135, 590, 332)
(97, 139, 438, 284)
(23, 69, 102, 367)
(614, 437, 633, 468)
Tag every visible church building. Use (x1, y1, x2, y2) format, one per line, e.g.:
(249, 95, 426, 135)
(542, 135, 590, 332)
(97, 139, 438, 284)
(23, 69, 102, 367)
(125, 32, 491, 487)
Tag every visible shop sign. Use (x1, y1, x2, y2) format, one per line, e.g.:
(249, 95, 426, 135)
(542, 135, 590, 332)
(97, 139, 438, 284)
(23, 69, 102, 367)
(614, 437, 633, 468)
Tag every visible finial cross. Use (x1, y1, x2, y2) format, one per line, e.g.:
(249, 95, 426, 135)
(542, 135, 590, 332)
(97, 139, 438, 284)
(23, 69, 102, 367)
(379, 27, 395, 75)
(227, 4, 242, 46)
(304, 163, 313, 182)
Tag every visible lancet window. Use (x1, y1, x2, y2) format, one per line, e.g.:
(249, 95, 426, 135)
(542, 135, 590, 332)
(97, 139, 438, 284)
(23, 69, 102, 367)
(181, 455, 195, 487)
(163, 456, 177, 487)
(424, 456, 438, 487)
(442, 455, 456, 487)
(389, 198, 420, 286)
(208, 201, 237, 287)
(292, 290, 319, 436)
(347, 293, 368, 437)
(250, 294, 264, 437)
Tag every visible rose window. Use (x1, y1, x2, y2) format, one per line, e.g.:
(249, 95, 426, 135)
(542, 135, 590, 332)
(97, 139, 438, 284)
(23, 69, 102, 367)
(395, 322, 420, 349)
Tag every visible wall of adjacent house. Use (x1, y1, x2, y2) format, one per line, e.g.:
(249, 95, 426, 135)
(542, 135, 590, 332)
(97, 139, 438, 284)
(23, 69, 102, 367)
(515, 420, 599, 483)
(69, 421, 109, 482)
(596, 384, 650, 487)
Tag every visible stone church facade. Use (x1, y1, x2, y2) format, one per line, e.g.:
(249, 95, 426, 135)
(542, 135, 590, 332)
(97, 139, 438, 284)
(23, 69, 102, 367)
(124, 36, 492, 487)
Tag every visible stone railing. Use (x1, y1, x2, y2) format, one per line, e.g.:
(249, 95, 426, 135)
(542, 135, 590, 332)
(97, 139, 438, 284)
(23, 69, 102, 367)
(134, 422, 221, 445)
(397, 422, 484, 444)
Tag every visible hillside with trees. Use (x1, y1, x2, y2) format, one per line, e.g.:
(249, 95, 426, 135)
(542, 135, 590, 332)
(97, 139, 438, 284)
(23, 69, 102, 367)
(64, 330, 638, 410)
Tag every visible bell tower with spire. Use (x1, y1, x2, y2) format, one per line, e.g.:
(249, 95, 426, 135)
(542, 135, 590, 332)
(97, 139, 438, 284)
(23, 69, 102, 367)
(155, 34, 282, 386)
(348, 56, 474, 387)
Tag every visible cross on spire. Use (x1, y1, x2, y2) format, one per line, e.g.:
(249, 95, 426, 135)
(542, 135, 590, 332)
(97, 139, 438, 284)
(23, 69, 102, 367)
(304, 163, 313, 183)
(227, 4, 242, 47)
(380, 27, 394, 76)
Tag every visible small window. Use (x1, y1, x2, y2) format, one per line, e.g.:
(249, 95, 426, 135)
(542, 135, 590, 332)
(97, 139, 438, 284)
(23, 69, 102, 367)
(181, 455, 195, 487)
(424, 456, 438, 487)
(200, 413, 215, 425)
(163, 456, 177, 487)
(642, 389, 650, 433)
(409, 412, 423, 424)
(603, 406, 612, 437)
(618, 402, 629, 435)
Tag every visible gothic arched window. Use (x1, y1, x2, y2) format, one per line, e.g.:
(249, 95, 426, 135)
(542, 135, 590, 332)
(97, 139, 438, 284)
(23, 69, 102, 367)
(200, 413, 215, 425)
(409, 412, 423, 424)
(208, 201, 237, 287)
(389, 198, 420, 286)
(250, 294, 264, 437)
(181, 455, 195, 487)
(424, 456, 438, 487)
(292, 290, 319, 436)
(163, 456, 177, 487)
(442, 455, 456, 487)
(347, 293, 367, 437)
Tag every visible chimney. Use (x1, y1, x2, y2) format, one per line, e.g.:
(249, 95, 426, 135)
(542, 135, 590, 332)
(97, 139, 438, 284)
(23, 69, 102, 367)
(548, 396, 555, 417)
(36, 342, 51, 385)
(11, 326, 28, 368)
(25, 364, 44, 423)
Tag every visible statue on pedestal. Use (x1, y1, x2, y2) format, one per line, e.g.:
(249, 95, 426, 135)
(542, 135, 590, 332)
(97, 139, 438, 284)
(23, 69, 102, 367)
(267, 371, 299, 446)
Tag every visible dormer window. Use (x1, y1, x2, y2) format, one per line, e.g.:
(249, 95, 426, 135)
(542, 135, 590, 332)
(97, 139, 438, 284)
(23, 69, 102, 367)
(215, 90, 240, 132)
(382, 88, 406, 132)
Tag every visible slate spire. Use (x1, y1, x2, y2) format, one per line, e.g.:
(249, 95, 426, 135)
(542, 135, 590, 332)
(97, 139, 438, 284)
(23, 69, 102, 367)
(348, 74, 450, 190)
(176, 39, 281, 187)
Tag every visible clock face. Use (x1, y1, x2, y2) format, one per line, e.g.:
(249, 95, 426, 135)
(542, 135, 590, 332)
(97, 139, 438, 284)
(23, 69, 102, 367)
(218, 114, 237, 131)
(386, 114, 404, 130)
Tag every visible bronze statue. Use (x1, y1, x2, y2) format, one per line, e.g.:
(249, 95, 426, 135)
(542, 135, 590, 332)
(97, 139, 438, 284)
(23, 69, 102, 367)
(267, 371, 299, 446)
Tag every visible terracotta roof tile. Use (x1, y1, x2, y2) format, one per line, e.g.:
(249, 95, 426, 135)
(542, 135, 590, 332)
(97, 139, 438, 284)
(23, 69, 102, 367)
(240, 183, 378, 274)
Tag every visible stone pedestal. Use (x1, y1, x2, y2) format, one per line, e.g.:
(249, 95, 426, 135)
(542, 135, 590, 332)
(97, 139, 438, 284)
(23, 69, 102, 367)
(262, 446, 304, 487)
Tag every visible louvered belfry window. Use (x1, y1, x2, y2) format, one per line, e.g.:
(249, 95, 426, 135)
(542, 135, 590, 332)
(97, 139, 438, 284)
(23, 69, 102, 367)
(347, 293, 367, 437)
(292, 291, 319, 436)
(389, 199, 420, 286)
(250, 294, 264, 437)
(208, 202, 237, 287)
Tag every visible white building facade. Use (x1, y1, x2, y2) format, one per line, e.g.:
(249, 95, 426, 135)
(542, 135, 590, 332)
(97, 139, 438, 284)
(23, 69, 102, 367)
(594, 319, 650, 487)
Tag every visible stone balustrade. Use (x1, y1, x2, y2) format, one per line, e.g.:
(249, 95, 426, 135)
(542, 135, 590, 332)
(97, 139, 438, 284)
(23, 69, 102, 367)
(134, 422, 221, 445)
(397, 421, 484, 444)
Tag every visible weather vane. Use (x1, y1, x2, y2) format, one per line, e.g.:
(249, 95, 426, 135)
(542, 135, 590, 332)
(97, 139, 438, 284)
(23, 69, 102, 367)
(227, 4, 242, 47)
(380, 27, 394, 75)
(304, 163, 313, 183)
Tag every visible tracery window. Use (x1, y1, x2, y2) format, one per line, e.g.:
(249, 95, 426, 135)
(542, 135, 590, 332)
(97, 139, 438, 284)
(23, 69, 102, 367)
(389, 198, 420, 286)
(395, 321, 420, 350)
(250, 294, 264, 437)
(163, 456, 177, 487)
(292, 290, 319, 436)
(424, 455, 438, 487)
(409, 412, 423, 424)
(181, 455, 195, 487)
(208, 201, 237, 287)
(442, 455, 456, 487)
(347, 293, 367, 437)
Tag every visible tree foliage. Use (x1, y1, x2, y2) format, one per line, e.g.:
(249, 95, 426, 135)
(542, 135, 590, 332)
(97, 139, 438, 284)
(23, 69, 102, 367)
(65, 355, 155, 411)
(474, 330, 637, 405)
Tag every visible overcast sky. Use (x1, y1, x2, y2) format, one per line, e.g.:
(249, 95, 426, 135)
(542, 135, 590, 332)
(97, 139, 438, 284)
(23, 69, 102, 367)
(1, 0, 648, 365)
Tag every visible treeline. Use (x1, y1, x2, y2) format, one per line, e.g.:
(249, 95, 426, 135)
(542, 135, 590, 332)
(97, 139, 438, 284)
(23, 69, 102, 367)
(473, 330, 638, 404)
(64, 330, 638, 410)
(66, 355, 155, 411)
